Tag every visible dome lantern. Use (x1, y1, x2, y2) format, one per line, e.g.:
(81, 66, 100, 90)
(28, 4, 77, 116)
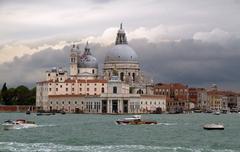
(115, 23, 128, 45)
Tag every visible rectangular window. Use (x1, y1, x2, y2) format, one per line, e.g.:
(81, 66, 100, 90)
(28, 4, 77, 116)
(113, 86, 117, 94)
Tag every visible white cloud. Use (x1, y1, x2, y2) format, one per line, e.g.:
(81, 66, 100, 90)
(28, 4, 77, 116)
(82, 27, 118, 45)
(83, 24, 198, 45)
(128, 25, 193, 42)
(0, 41, 70, 64)
(193, 28, 232, 43)
(0, 24, 224, 64)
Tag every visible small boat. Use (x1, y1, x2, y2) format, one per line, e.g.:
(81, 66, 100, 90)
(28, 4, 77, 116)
(213, 111, 220, 115)
(2, 119, 37, 130)
(116, 115, 157, 125)
(203, 123, 224, 130)
(61, 111, 66, 115)
(26, 111, 31, 115)
(36, 112, 55, 116)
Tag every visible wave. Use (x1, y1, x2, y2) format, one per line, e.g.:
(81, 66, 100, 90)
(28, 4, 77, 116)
(0, 142, 237, 152)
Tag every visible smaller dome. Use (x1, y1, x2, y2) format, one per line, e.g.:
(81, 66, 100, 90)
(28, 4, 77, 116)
(78, 42, 98, 68)
(79, 55, 98, 68)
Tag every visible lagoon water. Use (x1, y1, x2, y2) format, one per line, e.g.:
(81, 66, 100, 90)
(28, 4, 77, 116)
(0, 113, 240, 152)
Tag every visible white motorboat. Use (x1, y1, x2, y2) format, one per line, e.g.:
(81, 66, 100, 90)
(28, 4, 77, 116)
(203, 123, 224, 130)
(2, 119, 37, 130)
(213, 111, 221, 115)
(116, 115, 158, 125)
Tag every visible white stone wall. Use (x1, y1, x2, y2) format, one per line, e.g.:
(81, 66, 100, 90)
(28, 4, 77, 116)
(48, 81, 107, 96)
(103, 62, 141, 83)
(107, 80, 129, 94)
(49, 96, 86, 112)
(197, 91, 208, 110)
(140, 96, 166, 113)
(79, 68, 97, 75)
(36, 82, 49, 110)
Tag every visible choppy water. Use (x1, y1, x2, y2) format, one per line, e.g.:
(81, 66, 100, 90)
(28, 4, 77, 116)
(0, 113, 240, 152)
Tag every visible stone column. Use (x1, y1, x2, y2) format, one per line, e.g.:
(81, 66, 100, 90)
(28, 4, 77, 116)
(108, 100, 112, 114)
(118, 100, 121, 113)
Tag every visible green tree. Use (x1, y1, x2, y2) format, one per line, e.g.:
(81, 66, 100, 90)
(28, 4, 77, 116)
(0, 84, 36, 105)
(26, 87, 36, 105)
(1, 83, 8, 104)
(14, 85, 30, 105)
(4, 88, 16, 105)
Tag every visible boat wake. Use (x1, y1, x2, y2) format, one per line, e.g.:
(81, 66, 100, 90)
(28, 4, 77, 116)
(0, 142, 237, 152)
(2, 124, 56, 130)
(37, 124, 57, 128)
(157, 122, 177, 126)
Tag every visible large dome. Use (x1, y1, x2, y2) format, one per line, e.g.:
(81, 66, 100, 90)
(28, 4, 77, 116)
(105, 44, 138, 62)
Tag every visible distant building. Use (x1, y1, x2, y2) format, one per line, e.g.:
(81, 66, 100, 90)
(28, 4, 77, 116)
(36, 24, 166, 114)
(189, 88, 207, 110)
(153, 83, 189, 112)
(207, 90, 223, 111)
(206, 87, 239, 112)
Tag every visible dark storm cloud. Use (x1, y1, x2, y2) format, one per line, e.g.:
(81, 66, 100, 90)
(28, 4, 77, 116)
(1, 38, 240, 91)
(130, 39, 240, 90)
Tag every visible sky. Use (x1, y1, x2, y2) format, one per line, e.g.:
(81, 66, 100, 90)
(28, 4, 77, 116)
(0, 0, 240, 91)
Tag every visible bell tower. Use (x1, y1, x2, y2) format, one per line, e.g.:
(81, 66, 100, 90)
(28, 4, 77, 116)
(70, 44, 78, 76)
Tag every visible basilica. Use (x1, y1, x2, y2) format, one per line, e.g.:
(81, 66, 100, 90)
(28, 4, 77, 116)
(36, 24, 166, 114)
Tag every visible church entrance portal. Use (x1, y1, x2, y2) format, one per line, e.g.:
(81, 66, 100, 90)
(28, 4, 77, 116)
(112, 100, 118, 113)
(102, 100, 107, 113)
(123, 100, 128, 113)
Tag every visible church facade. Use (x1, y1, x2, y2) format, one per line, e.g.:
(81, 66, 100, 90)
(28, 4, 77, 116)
(36, 24, 166, 114)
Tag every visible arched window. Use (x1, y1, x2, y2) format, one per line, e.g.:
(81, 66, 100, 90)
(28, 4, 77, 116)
(120, 72, 124, 81)
(92, 69, 95, 74)
(113, 86, 117, 94)
(101, 87, 105, 93)
(132, 73, 135, 81)
(137, 89, 143, 94)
